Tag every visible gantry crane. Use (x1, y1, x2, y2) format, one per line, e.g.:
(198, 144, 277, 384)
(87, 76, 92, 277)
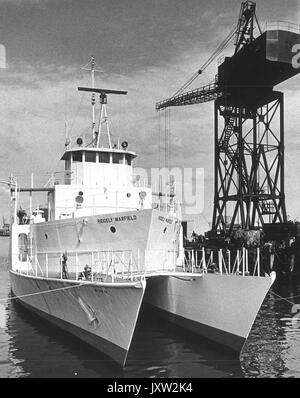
(156, 1, 300, 236)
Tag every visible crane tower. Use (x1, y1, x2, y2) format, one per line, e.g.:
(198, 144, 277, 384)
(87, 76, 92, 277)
(156, 1, 300, 236)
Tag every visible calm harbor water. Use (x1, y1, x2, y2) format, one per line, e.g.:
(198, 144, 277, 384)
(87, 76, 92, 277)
(1, 255, 300, 378)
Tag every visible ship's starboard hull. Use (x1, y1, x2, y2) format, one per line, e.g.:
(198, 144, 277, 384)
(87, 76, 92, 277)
(144, 272, 276, 354)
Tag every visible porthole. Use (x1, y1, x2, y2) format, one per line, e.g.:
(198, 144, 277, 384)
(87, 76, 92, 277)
(163, 227, 167, 234)
(45, 233, 48, 239)
(127, 193, 131, 198)
(110, 226, 116, 234)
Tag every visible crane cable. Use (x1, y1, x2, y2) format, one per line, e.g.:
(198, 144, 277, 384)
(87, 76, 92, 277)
(0, 283, 85, 303)
(164, 108, 171, 169)
(172, 23, 238, 98)
(158, 21, 240, 183)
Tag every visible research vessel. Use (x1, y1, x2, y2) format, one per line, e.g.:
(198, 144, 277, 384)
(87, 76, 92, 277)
(8, 58, 275, 366)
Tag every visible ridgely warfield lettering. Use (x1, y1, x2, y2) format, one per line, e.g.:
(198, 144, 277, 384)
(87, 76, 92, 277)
(97, 215, 137, 223)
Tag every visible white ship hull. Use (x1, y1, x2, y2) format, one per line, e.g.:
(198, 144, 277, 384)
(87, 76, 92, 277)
(9, 208, 180, 366)
(9, 205, 275, 365)
(10, 270, 146, 367)
(144, 272, 276, 354)
(28, 209, 180, 275)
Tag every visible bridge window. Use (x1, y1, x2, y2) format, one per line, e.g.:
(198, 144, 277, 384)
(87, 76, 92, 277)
(73, 152, 82, 162)
(99, 152, 110, 163)
(125, 154, 132, 166)
(65, 158, 71, 171)
(64, 153, 71, 169)
(112, 153, 123, 164)
(85, 152, 96, 163)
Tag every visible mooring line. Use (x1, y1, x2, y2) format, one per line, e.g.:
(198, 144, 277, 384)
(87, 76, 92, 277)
(270, 291, 296, 305)
(0, 283, 85, 303)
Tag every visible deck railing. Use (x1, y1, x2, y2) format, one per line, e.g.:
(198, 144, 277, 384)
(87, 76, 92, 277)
(13, 245, 265, 282)
(181, 247, 262, 277)
(15, 248, 180, 282)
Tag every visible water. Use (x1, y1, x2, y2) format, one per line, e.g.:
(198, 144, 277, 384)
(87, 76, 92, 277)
(1, 257, 300, 378)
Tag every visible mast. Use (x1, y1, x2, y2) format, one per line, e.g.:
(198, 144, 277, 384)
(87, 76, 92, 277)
(81, 56, 99, 144)
(78, 86, 128, 149)
(98, 91, 111, 148)
(91, 56, 96, 139)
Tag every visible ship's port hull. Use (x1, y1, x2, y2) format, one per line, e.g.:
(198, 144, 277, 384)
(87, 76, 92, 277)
(10, 271, 146, 367)
(144, 272, 276, 354)
(14, 298, 128, 365)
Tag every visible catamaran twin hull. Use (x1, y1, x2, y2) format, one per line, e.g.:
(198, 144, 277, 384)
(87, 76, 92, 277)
(10, 270, 275, 366)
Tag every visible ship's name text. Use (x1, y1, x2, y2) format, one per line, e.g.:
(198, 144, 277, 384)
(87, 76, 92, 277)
(97, 215, 137, 224)
(158, 215, 173, 224)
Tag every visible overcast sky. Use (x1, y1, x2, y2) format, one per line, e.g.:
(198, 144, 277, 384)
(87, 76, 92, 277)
(0, 0, 299, 225)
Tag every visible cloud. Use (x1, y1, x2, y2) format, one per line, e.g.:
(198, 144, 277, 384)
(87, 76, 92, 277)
(0, 52, 216, 217)
(2, 53, 299, 220)
(0, 0, 299, 222)
(0, 185, 10, 195)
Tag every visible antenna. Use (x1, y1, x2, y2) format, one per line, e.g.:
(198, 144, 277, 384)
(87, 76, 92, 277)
(81, 56, 104, 142)
(78, 87, 127, 149)
(65, 121, 70, 147)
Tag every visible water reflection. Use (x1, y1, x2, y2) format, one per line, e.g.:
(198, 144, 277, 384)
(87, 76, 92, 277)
(274, 276, 300, 378)
(0, 259, 21, 378)
(5, 299, 242, 378)
(126, 307, 243, 378)
(241, 274, 300, 378)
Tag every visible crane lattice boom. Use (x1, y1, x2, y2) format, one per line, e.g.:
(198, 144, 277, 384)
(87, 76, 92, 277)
(156, 83, 222, 111)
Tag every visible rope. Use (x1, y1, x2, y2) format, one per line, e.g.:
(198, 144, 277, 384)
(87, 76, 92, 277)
(164, 110, 168, 169)
(168, 108, 171, 169)
(270, 291, 296, 305)
(0, 283, 85, 303)
(160, 108, 171, 171)
(172, 24, 237, 98)
(158, 110, 161, 169)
